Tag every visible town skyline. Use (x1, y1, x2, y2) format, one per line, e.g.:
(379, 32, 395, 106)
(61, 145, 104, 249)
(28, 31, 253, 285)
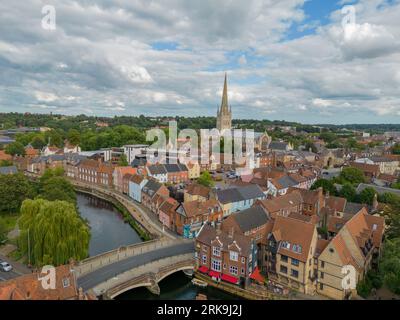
(1, 1, 400, 124)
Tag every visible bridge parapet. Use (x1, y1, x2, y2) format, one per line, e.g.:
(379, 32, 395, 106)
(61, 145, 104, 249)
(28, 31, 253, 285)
(95, 254, 195, 299)
(75, 238, 185, 278)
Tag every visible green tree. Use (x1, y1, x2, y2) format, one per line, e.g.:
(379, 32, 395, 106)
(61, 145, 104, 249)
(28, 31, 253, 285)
(378, 238, 400, 294)
(358, 187, 376, 205)
(31, 136, 46, 150)
(0, 160, 13, 167)
(339, 183, 357, 202)
(0, 219, 7, 243)
(39, 176, 77, 205)
(304, 141, 317, 153)
(0, 173, 36, 214)
(198, 171, 214, 188)
(5, 142, 25, 156)
(118, 154, 129, 166)
(382, 202, 400, 240)
(18, 199, 90, 267)
(338, 167, 366, 185)
(67, 129, 81, 146)
(311, 179, 336, 195)
(392, 144, 400, 155)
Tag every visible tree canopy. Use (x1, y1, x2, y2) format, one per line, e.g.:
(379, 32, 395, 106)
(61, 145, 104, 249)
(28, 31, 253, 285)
(18, 199, 90, 267)
(311, 179, 336, 195)
(0, 173, 36, 213)
(197, 171, 214, 188)
(5, 142, 25, 156)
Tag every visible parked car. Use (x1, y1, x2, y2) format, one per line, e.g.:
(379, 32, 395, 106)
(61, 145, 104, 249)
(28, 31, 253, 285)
(0, 261, 13, 272)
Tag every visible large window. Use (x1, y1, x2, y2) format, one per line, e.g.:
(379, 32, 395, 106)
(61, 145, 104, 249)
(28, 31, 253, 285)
(280, 265, 288, 274)
(291, 269, 299, 278)
(229, 266, 238, 275)
(211, 259, 221, 272)
(212, 246, 221, 257)
(230, 251, 239, 262)
(281, 255, 288, 263)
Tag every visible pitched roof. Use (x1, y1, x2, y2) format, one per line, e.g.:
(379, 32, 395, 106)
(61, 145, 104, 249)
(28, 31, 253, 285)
(180, 199, 221, 218)
(258, 191, 303, 215)
(0, 150, 12, 161)
(196, 224, 253, 257)
(185, 184, 210, 198)
(325, 196, 347, 212)
(147, 164, 167, 175)
(271, 215, 316, 262)
(228, 206, 269, 233)
(0, 265, 78, 300)
(216, 185, 265, 204)
(129, 174, 146, 184)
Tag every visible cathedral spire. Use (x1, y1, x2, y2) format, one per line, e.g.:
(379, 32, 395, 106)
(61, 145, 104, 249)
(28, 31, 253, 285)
(220, 72, 229, 113)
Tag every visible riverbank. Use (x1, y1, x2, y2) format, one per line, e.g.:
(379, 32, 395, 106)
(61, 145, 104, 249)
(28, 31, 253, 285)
(74, 186, 152, 242)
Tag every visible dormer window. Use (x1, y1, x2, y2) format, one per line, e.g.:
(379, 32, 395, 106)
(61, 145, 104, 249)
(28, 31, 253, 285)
(212, 246, 221, 257)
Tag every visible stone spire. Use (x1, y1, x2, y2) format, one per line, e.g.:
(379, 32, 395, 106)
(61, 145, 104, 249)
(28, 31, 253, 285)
(220, 72, 229, 113)
(216, 73, 232, 132)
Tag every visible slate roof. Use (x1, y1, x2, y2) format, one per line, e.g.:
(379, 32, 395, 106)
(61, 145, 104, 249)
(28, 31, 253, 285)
(217, 185, 265, 204)
(147, 164, 167, 175)
(142, 179, 162, 196)
(196, 224, 253, 257)
(230, 206, 269, 233)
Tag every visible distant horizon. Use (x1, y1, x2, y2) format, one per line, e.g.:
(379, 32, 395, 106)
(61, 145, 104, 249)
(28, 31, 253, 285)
(2, 111, 400, 128)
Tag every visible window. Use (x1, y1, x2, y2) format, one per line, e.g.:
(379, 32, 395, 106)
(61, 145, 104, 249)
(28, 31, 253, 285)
(291, 269, 299, 278)
(241, 257, 245, 264)
(202, 255, 207, 264)
(229, 266, 238, 275)
(211, 259, 221, 272)
(320, 272, 324, 279)
(230, 251, 239, 262)
(291, 259, 300, 267)
(62, 278, 70, 288)
(281, 255, 288, 263)
(202, 245, 207, 252)
(212, 246, 221, 257)
(241, 268, 245, 275)
(319, 283, 324, 290)
(321, 261, 325, 268)
(280, 265, 288, 274)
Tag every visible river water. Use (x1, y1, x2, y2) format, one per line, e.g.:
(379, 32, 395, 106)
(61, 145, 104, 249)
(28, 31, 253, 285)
(77, 193, 237, 300)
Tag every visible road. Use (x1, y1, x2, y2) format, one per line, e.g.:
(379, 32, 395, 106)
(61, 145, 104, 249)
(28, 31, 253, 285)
(0, 255, 31, 282)
(77, 241, 194, 291)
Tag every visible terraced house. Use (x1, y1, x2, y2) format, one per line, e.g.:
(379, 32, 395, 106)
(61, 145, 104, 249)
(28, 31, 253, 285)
(216, 185, 266, 217)
(316, 209, 385, 300)
(195, 224, 258, 287)
(265, 215, 318, 295)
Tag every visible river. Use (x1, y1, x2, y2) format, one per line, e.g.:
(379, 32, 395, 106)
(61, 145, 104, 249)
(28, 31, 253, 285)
(77, 193, 237, 300)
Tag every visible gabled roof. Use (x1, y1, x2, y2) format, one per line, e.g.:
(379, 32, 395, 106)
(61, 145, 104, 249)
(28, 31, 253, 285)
(258, 191, 303, 215)
(271, 215, 316, 263)
(142, 179, 162, 196)
(185, 184, 210, 198)
(196, 224, 253, 257)
(180, 199, 221, 218)
(325, 196, 347, 212)
(147, 164, 167, 175)
(216, 185, 265, 204)
(227, 206, 269, 233)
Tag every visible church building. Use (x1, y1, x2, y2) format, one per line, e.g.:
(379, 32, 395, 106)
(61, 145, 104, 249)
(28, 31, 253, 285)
(216, 73, 232, 132)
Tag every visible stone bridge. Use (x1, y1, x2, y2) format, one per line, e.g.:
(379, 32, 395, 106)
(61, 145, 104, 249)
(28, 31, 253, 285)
(74, 239, 195, 298)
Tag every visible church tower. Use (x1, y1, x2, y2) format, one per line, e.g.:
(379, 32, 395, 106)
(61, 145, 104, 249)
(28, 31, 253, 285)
(216, 73, 232, 132)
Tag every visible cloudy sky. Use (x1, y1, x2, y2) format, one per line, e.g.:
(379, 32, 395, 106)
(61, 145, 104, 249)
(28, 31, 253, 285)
(0, 0, 400, 124)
